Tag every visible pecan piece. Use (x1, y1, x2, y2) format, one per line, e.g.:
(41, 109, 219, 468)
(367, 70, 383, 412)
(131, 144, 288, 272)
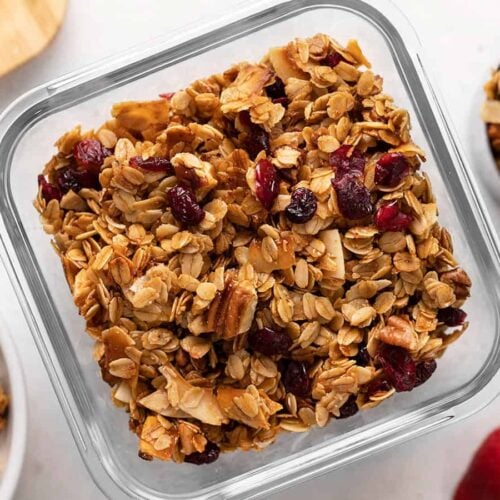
(206, 273, 257, 339)
(377, 315, 418, 351)
(440, 268, 471, 301)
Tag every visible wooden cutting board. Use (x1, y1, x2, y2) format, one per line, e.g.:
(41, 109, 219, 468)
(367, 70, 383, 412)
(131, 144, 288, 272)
(0, 0, 67, 77)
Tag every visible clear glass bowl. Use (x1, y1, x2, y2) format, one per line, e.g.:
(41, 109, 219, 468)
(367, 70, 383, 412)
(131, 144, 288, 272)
(1, 1, 499, 498)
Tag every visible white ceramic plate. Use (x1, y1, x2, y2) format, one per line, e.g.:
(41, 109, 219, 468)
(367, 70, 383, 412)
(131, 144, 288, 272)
(0, 317, 27, 500)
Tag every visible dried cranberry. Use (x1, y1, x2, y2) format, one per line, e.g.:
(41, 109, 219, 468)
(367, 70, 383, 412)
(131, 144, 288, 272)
(285, 187, 317, 223)
(265, 76, 286, 100)
(377, 345, 416, 392)
(438, 307, 467, 326)
(239, 111, 271, 160)
(238, 110, 252, 128)
(73, 139, 111, 174)
(281, 360, 310, 398)
(255, 159, 279, 210)
(184, 441, 220, 465)
(374, 153, 410, 187)
(332, 174, 373, 220)
(138, 451, 153, 461)
(336, 394, 359, 419)
(321, 52, 346, 67)
(159, 92, 175, 100)
(354, 345, 370, 367)
(374, 200, 413, 231)
(272, 97, 289, 107)
(129, 156, 173, 174)
(330, 145, 365, 179)
(414, 359, 437, 387)
(37, 175, 61, 202)
(56, 167, 100, 192)
(366, 378, 392, 398)
(167, 185, 205, 225)
(248, 327, 292, 356)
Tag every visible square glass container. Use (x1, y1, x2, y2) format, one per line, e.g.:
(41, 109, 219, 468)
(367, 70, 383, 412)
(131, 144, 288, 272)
(1, 1, 500, 498)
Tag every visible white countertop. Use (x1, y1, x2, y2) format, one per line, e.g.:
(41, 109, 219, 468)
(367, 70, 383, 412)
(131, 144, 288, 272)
(0, 1, 499, 498)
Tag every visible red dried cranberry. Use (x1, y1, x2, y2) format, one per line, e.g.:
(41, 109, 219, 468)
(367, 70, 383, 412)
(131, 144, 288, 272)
(332, 174, 373, 220)
(374, 153, 410, 187)
(248, 327, 292, 356)
(265, 76, 286, 100)
(377, 345, 416, 392)
(366, 378, 392, 398)
(282, 360, 310, 398)
(255, 159, 279, 210)
(414, 359, 437, 388)
(37, 175, 61, 202)
(184, 441, 220, 465)
(330, 145, 365, 179)
(239, 111, 271, 160)
(73, 139, 111, 174)
(272, 97, 289, 107)
(167, 185, 205, 225)
(336, 394, 359, 419)
(285, 187, 317, 223)
(129, 156, 173, 174)
(374, 200, 413, 231)
(438, 307, 467, 326)
(159, 92, 175, 100)
(354, 345, 370, 367)
(321, 52, 346, 67)
(56, 167, 100, 192)
(238, 110, 252, 128)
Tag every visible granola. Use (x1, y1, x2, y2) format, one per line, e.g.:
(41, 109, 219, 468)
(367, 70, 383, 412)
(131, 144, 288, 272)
(35, 34, 471, 464)
(481, 66, 500, 169)
(0, 385, 8, 433)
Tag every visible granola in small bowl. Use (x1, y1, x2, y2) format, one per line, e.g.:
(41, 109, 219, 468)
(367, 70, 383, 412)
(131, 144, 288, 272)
(35, 33, 471, 464)
(0, 386, 7, 434)
(481, 66, 500, 169)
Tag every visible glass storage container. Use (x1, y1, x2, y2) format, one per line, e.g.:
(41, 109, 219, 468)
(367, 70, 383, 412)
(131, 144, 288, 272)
(0, 1, 499, 498)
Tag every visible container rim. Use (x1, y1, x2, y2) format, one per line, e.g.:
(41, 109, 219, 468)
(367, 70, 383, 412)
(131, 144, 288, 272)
(0, 0, 499, 498)
(0, 316, 28, 500)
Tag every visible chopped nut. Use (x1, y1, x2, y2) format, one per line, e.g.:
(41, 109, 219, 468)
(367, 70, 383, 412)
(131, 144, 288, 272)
(35, 32, 470, 464)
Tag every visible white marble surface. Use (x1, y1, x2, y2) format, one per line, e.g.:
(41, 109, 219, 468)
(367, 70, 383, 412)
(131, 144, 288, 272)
(0, 1, 499, 498)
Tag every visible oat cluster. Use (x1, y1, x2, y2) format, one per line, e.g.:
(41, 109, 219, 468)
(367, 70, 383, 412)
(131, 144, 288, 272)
(35, 34, 471, 464)
(482, 67, 500, 169)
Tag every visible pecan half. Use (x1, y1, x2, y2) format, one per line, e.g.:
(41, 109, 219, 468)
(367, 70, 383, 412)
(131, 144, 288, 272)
(440, 268, 471, 301)
(206, 273, 257, 339)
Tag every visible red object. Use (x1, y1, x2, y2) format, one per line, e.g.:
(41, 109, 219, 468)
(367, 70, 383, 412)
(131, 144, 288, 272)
(73, 139, 110, 174)
(454, 429, 500, 500)
(321, 51, 346, 67)
(166, 185, 205, 225)
(129, 156, 173, 173)
(255, 158, 279, 210)
(374, 152, 410, 187)
(374, 200, 413, 231)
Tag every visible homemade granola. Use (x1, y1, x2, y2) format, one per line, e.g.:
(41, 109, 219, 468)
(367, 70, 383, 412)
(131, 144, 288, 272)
(482, 66, 500, 169)
(35, 34, 471, 464)
(0, 385, 8, 433)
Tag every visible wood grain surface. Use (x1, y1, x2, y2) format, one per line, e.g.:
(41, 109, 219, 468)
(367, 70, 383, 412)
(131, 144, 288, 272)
(0, 0, 67, 77)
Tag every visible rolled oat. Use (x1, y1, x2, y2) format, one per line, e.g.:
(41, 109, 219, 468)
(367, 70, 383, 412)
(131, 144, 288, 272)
(35, 33, 471, 464)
